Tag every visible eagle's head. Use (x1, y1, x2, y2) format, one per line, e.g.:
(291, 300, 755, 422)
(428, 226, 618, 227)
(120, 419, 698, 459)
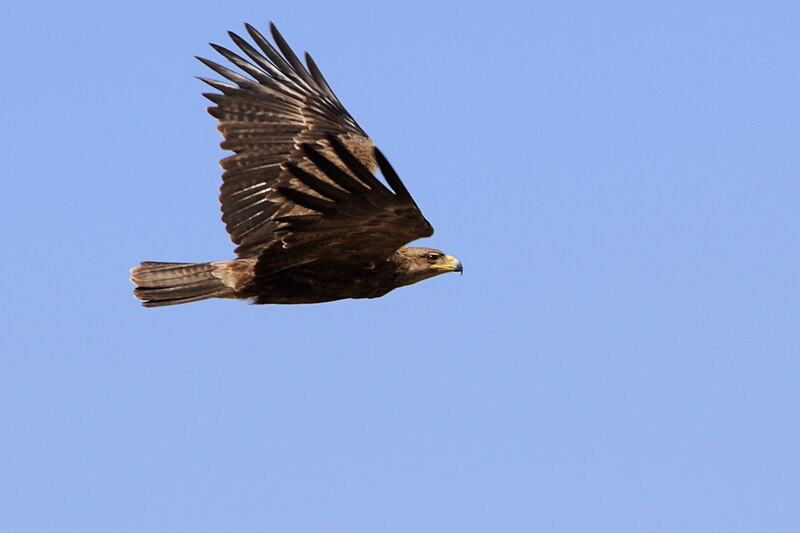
(393, 246, 463, 287)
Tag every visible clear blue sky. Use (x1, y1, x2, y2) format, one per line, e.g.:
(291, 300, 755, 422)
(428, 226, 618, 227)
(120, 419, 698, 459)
(2, 1, 799, 531)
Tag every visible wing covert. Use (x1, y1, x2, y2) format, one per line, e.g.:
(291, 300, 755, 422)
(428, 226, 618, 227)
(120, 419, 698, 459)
(254, 137, 433, 277)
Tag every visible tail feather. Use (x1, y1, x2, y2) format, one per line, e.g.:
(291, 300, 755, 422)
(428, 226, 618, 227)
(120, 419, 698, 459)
(130, 261, 236, 307)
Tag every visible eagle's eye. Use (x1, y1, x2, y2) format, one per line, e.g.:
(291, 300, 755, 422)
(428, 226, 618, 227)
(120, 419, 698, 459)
(426, 252, 441, 262)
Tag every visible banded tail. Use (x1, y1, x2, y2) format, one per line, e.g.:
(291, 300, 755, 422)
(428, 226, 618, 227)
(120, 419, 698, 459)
(130, 261, 239, 307)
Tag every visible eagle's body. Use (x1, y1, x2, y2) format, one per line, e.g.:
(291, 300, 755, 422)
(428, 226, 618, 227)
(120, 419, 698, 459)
(131, 23, 461, 307)
(249, 261, 396, 304)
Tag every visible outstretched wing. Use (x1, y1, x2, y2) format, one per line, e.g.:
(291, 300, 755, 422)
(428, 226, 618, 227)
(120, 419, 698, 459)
(253, 136, 433, 278)
(199, 23, 377, 258)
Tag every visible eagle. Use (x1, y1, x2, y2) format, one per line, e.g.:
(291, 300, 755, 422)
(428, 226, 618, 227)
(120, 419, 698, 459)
(130, 23, 462, 307)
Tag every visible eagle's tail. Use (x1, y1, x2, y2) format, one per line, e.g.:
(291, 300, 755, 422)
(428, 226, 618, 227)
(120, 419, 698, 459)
(130, 261, 237, 307)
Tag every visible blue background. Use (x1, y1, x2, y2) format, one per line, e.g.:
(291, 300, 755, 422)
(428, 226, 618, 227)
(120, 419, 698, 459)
(2, 1, 799, 531)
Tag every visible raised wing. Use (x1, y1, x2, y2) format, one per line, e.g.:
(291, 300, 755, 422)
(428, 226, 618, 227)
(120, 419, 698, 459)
(253, 135, 433, 277)
(198, 23, 376, 257)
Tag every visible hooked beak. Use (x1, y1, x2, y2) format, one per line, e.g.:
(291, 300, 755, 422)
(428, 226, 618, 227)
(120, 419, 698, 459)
(432, 255, 463, 275)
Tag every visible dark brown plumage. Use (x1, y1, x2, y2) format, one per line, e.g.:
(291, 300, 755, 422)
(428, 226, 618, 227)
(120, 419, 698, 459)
(130, 23, 462, 307)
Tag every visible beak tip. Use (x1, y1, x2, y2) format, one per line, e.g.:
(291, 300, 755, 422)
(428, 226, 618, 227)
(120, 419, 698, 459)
(436, 255, 463, 275)
(452, 257, 463, 275)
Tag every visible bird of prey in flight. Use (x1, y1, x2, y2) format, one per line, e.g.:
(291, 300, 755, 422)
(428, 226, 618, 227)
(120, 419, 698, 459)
(131, 23, 462, 307)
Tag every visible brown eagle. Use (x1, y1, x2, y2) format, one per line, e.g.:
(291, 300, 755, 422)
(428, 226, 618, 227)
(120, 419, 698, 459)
(131, 23, 462, 307)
